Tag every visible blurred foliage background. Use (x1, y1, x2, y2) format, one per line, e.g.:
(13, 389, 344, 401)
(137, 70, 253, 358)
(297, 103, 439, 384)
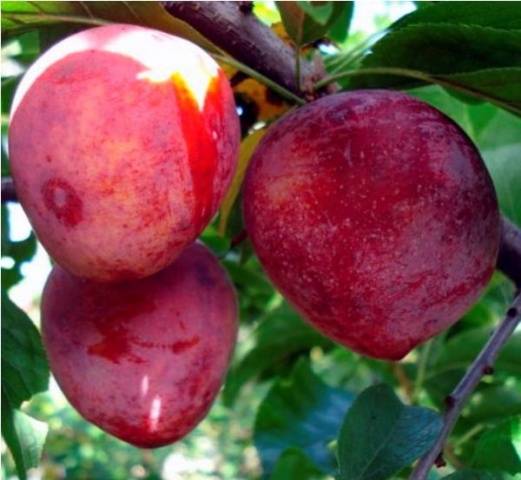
(2, 1, 520, 479)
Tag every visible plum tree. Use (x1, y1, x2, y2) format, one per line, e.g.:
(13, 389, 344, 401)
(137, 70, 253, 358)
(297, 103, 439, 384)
(41, 243, 237, 448)
(8, 24, 240, 282)
(243, 90, 500, 360)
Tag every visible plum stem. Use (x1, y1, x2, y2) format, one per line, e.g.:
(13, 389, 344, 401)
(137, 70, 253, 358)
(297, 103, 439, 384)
(410, 292, 521, 480)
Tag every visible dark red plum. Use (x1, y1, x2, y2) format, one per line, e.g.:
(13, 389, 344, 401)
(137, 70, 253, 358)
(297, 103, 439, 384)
(42, 243, 237, 447)
(243, 90, 500, 360)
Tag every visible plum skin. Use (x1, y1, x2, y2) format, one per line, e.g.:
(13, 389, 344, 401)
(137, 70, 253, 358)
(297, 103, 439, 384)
(243, 90, 500, 360)
(9, 24, 240, 282)
(41, 243, 238, 448)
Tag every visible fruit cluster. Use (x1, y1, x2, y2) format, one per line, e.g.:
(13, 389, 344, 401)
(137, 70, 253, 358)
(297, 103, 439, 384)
(9, 24, 500, 447)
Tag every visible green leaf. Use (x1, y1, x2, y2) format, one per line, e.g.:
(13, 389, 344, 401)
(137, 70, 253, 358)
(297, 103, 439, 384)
(1, 293, 49, 408)
(327, 2, 354, 44)
(443, 470, 515, 480)
(1, 1, 217, 53)
(348, 24, 521, 113)
(393, 2, 521, 31)
(1, 204, 38, 289)
(471, 417, 521, 474)
(337, 384, 442, 480)
(443, 68, 521, 106)
(277, 1, 351, 45)
(430, 329, 521, 377)
(297, 2, 333, 25)
(465, 382, 521, 424)
(2, 394, 48, 480)
(254, 359, 353, 475)
(270, 448, 326, 480)
(223, 302, 333, 406)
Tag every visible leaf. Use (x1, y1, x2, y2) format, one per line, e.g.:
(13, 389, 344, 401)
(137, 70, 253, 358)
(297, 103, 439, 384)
(465, 382, 521, 424)
(1, 1, 217, 53)
(1, 293, 49, 408)
(277, 1, 353, 46)
(254, 359, 353, 475)
(223, 302, 333, 406)
(218, 128, 266, 236)
(431, 329, 521, 377)
(270, 448, 326, 480)
(297, 2, 333, 26)
(443, 470, 515, 480)
(327, 2, 354, 44)
(348, 24, 521, 113)
(393, 2, 521, 31)
(2, 394, 48, 480)
(471, 417, 521, 474)
(337, 384, 442, 480)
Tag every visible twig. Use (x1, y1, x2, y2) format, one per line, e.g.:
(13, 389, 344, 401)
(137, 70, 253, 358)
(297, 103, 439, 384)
(498, 216, 521, 287)
(1, 178, 17, 203)
(410, 292, 521, 480)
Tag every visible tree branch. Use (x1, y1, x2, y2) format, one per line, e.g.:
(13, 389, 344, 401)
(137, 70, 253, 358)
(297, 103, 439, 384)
(161, 1, 325, 96)
(410, 292, 521, 480)
(498, 216, 521, 287)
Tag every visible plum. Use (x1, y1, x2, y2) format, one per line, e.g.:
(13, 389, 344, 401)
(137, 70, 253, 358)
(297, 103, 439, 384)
(41, 243, 237, 448)
(243, 90, 500, 360)
(9, 24, 239, 281)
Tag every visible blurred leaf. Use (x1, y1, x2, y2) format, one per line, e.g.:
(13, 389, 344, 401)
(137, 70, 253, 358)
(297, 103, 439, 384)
(465, 382, 521, 424)
(338, 384, 442, 480)
(327, 2, 353, 43)
(443, 470, 516, 480)
(297, 2, 333, 25)
(219, 128, 266, 236)
(431, 329, 521, 377)
(254, 2, 282, 26)
(1, 293, 49, 408)
(254, 359, 353, 475)
(200, 225, 230, 257)
(1, 1, 217, 52)
(348, 25, 521, 114)
(223, 302, 333, 405)
(471, 417, 521, 474)
(1, 204, 37, 289)
(2, 394, 48, 480)
(393, 2, 521, 30)
(277, 1, 350, 45)
(270, 447, 325, 480)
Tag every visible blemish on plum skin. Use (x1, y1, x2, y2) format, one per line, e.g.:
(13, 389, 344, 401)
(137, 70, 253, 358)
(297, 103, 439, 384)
(171, 336, 200, 354)
(41, 177, 83, 227)
(87, 294, 156, 364)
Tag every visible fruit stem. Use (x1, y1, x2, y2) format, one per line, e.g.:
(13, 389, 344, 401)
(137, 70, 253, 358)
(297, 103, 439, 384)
(409, 292, 521, 480)
(212, 53, 306, 106)
(412, 339, 433, 403)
